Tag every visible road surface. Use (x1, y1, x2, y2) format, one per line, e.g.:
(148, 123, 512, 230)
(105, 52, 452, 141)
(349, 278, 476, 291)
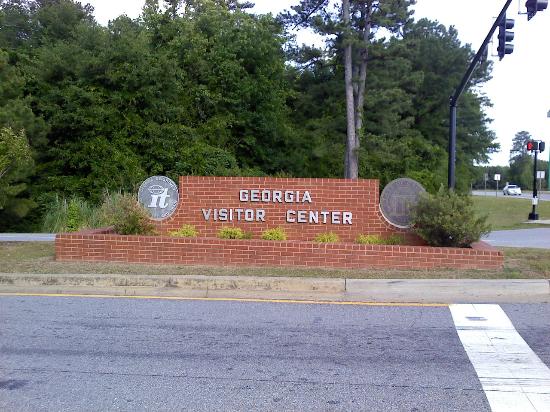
(472, 190, 550, 201)
(1, 296, 549, 411)
(483, 228, 550, 249)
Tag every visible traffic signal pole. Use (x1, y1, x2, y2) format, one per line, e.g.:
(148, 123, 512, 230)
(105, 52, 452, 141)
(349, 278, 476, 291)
(448, 0, 513, 190)
(529, 148, 539, 220)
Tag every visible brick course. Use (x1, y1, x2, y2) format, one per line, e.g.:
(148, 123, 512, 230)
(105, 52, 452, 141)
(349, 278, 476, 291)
(55, 230, 503, 270)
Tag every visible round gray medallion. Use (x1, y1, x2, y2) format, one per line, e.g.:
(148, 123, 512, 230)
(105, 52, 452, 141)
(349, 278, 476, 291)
(380, 178, 425, 228)
(138, 176, 179, 220)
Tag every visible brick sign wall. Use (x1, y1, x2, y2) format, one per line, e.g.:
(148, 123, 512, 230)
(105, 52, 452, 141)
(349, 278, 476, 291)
(154, 176, 407, 243)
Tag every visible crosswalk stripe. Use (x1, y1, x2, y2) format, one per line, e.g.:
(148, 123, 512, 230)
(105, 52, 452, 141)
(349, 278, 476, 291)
(450, 304, 550, 411)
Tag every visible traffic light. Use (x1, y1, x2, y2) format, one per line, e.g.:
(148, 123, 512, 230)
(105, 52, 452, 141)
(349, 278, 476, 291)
(527, 140, 546, 152)
(526, 0, 548, 20)
(497, 15, 515, 60)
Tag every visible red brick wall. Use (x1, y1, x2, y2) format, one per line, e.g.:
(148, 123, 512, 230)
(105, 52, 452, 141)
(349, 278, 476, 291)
(55, 231, 503, 270)
(154, 176, 413, 243)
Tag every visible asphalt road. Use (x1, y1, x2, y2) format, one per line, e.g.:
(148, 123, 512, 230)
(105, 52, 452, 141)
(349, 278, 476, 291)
(1, 296, 549, 411)
(472, 190, 550, 201)
(483, 228, 550, 249)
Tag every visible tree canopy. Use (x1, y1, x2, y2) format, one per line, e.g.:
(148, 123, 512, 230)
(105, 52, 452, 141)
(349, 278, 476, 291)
(0, 0, 500, 230)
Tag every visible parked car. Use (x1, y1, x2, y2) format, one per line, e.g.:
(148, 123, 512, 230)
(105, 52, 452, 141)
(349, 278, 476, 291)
(503, 184, 522, 196)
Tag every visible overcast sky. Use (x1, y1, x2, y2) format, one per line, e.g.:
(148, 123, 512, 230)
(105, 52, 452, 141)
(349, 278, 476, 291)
(84, 0, 550, 167)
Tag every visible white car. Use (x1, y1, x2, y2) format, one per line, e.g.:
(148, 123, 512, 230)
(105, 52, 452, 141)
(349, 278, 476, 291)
(503, 184, 522, 196)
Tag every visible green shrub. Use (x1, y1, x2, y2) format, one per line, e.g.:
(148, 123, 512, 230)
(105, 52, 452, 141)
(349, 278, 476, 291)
(66, 199, 82, 232)
(218, 227, 247, 239)
(355, 234, 405, 245)
(261, 227, 287, 241)
(169, 224, 198, 238)
(100, 193, 156, 236)
(410, 187, 490, 248)
(385, 234, 405, 245)
(314, 232, 340, 243)
(355, 234, 383, 245)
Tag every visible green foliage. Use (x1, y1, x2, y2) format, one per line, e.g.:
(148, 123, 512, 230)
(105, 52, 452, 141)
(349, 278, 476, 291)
(100, 193, 157, 236)
(355, 234, 405, 245)
(65, 198, 82, 232)
(217, 227, 247, 239)
(261, 227, 287, 241)
(41, 195, 99, 233)
(314, 232, 340, 243)
(169, 224, 198, 238)
(0, 0, 500, 230)
(411, 187, 491, 248)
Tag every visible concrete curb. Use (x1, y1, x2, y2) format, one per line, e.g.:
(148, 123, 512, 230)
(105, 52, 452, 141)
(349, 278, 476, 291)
(1, 273, 549, 303)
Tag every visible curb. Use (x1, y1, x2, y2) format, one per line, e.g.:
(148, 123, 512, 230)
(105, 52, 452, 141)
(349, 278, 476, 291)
(1, 274, 549, 303)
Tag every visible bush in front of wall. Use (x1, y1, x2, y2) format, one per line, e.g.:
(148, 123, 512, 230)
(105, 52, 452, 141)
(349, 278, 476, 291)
(101, 193, 157, 236)
(410, 186, 490, 248)
(356, 234, 406, 245)
(218, 227, 247, 239)
(314, 232, 340, 243)
(169, 224, 198, 238)
(261, 227, 287, 241)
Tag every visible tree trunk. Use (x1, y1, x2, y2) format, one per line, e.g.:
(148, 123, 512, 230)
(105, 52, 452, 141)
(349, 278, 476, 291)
(354, 0, 371, 151)
(343, 0, 358, 179)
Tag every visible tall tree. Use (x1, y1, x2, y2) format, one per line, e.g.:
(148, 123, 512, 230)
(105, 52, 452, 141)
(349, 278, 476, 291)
(509, 130, 534, 188)
(282, 0, 415, 178)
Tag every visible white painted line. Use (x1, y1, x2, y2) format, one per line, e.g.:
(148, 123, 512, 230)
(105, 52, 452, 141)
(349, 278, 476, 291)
(450, 304, 550, 412)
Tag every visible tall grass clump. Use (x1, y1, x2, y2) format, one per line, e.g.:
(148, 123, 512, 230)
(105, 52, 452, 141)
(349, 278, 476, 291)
(41, 195, 98, 232)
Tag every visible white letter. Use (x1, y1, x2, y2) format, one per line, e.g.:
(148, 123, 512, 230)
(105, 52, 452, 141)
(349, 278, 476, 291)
(257, 209, 266, 222)
(343, 212, 353, 225)
(286, 210, 296, 223)
(284, 191, 294, 203)
(321, 211, 330, 224)
(240, 190, 249, 202)
(297, 211, 307, 223)
(331, 212, 341, 224)
(245, 209, 254, 222)
(309, 211, 319, 224)
(273, 191, 282, 203)
(219, 209, 228, 221)
(250, 190, 260, 202)
(202, 209, 212, 221)
(261, 190, 271, 202)
(302, 191, 312, 203)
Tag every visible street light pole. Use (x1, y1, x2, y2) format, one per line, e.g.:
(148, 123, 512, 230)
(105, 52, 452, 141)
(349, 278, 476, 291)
(448, 0, 513, 190)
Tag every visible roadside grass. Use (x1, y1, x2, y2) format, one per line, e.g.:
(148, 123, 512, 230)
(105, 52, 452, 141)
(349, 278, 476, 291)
(1, 242, 548, 280)
(472, 195, 550, 230)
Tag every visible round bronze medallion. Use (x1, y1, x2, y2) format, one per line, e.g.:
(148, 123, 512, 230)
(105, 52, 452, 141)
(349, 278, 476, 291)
(379, 178, 425, 228)
(138, 176, 179, 220)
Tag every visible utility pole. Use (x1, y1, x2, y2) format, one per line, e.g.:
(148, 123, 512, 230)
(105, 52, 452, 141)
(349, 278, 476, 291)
(448, 0, 513, 190)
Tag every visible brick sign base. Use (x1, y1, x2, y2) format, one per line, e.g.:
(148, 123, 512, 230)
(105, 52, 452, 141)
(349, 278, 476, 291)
(54, 177, 504, 271)
(55, 229, 503, 271)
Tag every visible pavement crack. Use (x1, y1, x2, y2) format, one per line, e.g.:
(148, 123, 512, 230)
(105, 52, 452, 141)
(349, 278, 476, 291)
(0, 366, 484, 393)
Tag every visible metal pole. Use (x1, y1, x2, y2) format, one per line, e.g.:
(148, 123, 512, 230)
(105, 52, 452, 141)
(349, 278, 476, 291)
(529, 149, 539, 220)
(448, 103, 457, 189)
(448, 0, 513, 190)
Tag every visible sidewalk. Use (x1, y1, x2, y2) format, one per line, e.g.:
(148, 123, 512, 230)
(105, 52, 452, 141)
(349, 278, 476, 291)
(1, 273, 548, 304)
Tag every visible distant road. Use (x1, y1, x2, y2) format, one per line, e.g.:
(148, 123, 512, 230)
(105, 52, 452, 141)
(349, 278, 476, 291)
(0, 233, 55, 242)
(472, 190, 550, 201)
(483, 228, 550, 249)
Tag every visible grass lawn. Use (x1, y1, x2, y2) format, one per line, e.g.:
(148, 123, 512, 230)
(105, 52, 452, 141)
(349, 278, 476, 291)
(1, 242, 548, 280)
(472, 195, 550, 230)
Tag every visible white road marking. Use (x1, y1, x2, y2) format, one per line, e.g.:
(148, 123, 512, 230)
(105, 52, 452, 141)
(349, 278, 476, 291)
(450, 304, 550, 411)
